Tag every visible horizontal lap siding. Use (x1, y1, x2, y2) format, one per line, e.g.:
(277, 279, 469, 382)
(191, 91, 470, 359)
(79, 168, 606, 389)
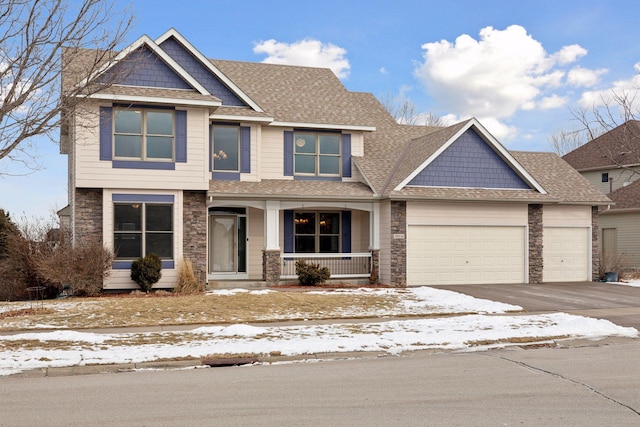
(75, 104, 209, 190)
(600, 212, 640, 267)
(261, 127, 287, 179)
(407, 202, 528, 226)
(543, 205, 591, 226)
(247, 207, 264, 279)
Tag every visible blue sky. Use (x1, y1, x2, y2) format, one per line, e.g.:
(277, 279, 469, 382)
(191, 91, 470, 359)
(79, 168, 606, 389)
(2, 0, 640, 220)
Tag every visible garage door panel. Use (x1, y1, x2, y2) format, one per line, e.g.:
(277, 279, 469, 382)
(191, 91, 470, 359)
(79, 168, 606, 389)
(407, 225, 526, 286)
(543, 227, 589, 282)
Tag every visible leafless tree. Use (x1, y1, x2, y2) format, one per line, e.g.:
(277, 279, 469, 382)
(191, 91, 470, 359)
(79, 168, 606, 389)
(0, 0, 133, 172)
(379, 92, 444, 126)
(547, 128, 587, 156)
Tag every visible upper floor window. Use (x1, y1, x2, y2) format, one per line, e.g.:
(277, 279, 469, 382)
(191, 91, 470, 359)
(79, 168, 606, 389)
(294, 132, 341, 176)
(213, 126, 240, 171)
(602, 172, 609, 183)
(114, 203, 173, 260)
(114, 108, 174, 161)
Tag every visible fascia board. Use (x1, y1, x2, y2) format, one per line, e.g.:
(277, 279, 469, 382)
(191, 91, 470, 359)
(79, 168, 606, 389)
(84, 93, 222, 107)
(210, 114, 274, 123)
(155, 28, 264, 112)
(270, 121, 376, 132)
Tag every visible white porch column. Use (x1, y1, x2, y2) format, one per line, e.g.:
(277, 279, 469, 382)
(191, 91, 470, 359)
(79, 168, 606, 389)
(369, 202, 380, 250)
(265, 200, 280, 250)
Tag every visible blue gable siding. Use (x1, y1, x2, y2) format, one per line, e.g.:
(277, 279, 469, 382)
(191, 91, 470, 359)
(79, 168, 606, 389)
(409, 129, 530, 189)
(160, 37, 247, 106)
(101, 46, 192, 89)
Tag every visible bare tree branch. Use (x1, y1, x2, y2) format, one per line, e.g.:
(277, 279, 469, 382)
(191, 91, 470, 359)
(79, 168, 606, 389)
(0, 0, 133, 172)
(378, 92, 444, 126)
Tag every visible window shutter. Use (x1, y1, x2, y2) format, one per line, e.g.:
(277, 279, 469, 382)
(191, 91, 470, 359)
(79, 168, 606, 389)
(284, 210, 294, 253)
(284, 131, 293, 176)
(99, 107, 112, 161)
(341, 134, 351, 178)
(240, 126, 250, 173)
(175, 110, 187, 162)
(341, 211, 351, 254)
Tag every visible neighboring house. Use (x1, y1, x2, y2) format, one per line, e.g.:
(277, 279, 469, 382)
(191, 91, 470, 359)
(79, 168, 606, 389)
(563, 121, 640, 270)
(60, 29, 610, 290)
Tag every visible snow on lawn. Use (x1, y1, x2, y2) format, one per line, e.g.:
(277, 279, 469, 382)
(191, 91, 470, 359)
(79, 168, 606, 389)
(0, 313, 637, 376)
(607, 279, 640, 288)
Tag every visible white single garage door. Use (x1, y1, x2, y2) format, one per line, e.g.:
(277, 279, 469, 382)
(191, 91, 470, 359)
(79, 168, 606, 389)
(407, 225, 526, 286)
(543, 227, 590, 282)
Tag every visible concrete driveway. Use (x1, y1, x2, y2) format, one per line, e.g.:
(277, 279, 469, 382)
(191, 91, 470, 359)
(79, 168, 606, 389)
(432, 281, 640, 330)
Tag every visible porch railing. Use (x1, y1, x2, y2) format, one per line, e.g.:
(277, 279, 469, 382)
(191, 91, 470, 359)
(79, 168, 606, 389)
(280, 253, 372, 279)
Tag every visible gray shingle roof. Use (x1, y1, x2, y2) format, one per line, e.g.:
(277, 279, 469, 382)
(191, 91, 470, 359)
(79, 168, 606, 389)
(563, 120, 640, 170)
(209, 179, 374, 200)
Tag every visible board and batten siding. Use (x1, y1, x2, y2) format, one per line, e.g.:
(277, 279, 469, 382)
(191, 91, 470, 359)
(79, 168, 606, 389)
(102, 189, 183, 290)
(599, 211, 640, 267)
(74, 103, 209, 190)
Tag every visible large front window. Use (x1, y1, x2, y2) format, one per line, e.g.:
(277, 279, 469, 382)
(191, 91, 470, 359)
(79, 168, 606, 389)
(114, 109, 174, 161)
(294, 132, 341, 176)
(294, 211, 340, 253)
(114, 203, 173, 259)
(212, 126, 239, 171)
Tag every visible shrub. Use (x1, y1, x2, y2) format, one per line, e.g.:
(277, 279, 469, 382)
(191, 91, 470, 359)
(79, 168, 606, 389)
(0, 214, 57, 301)
(295, 259, 330, 286)
(599, 251, 632, 280)
(38, 237, 114, 297)
(173, 258, 205, 294)
(131, 253, 162, 292)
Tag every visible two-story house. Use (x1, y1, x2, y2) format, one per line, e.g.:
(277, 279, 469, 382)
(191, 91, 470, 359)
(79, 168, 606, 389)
(61, 29, 610, 290)
(563, 121, 640, 269)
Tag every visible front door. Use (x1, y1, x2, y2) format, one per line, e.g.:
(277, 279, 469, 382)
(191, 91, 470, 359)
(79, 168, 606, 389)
(209, 214, 246, 274)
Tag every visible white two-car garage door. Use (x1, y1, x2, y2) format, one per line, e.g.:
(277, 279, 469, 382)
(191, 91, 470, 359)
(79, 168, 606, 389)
(407, 225, 526, 286)
(543, 227, 590, 282)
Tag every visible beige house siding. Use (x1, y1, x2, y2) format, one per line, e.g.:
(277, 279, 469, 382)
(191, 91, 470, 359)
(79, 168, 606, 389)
(599, 211, 640, 267)
(378, 200, 392, 284)
(261, 127, 287, 179)
(581, 167, 640, 194)
(406, 201, 528, 226)
(74, 103, 209, 190)
(240, 124, 260, 182)
(247, 207, 265, 279)
(542, 205, 592, 226)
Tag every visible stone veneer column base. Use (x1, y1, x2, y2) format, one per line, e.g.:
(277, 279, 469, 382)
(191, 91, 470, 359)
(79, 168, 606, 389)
(528, 204, 543, 284)
(370, 249, 380, 284)
(74, 188, 103, 244)
(262, 250, 281, 285)
(183, 191, 207, 285)
(390, 201, 407, 287)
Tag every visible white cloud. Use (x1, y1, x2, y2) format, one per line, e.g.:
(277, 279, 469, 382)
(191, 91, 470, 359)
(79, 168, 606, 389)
(567, 66, 608, 87)
(538, 94, 568, 110)
(253, 38, 350, 79)
(552, 44, 587, 65)
(413, 25, 597, 140)
(578, 69, 640, 109)
(379, 67, 388, 74)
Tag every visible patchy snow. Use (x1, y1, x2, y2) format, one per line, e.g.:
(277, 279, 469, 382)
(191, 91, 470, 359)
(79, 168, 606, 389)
(607, 279, 640, 288)
(0, 287, 637, 377)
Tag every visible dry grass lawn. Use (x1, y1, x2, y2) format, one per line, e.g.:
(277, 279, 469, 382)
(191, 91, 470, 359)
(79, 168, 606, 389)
(0, 289, 406, 332)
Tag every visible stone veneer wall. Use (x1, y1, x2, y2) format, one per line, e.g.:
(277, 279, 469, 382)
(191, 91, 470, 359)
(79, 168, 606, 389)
(370, 249, 380, 284)
(528, 204, 543, 284)
(262, 250, 281, 284)
(390, 201, 406, 287)
(592, 206, 599, 280)
(74, 188, 103, 243)
(183, 191, 207, 284)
